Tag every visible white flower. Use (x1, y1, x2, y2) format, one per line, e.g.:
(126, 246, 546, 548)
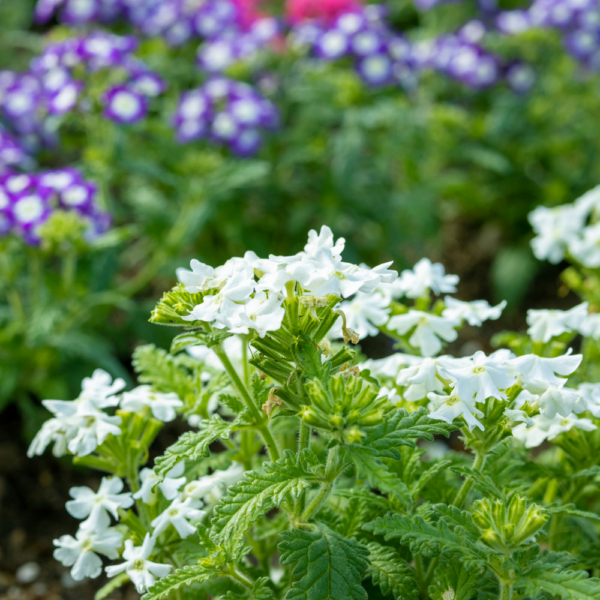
(573, 184, 600, 216)
(361, 353, 422, 379)
(510, 350, 582, 387)
(177, 259, 216, 293)
(527, 302, 588, 343)
(442, 297, 506, 326)
(581, 314, 600, 339)
(569, 222, 600, 268)
(396, 357, 450, 401)
(120, 386, 183, 422)
(443, 351, 516, 404)
(504, 408, 533, 427)
(66, 400, 122, 457)
(133, 463, 187, 504)
(528, 204, 585, 264)
(151, 496, 206, 538)
(228, 291, 285, 338)
(375, 386, 401, 405)
(513, 413, 597, 448)
(304, 225, 345, 259)
(183, 269, 255, 328)
(579, 383, 600, 418)
(183, 463, 244, 504)
(27, 417, 76, 458)
(105, 534, 172, 594)
(79, 369, 126, 408)
(388, 311, 459, 357)
(538, 386, 584, 419)
(331, 291, 390, 340)
(66, 477, 133, 531)
(54, 528, 123, 581)
(427, 391, 484, 431)
(394, 258, 459, 299)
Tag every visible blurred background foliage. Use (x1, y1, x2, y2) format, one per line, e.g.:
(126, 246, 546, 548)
(1, 0, 599, 430)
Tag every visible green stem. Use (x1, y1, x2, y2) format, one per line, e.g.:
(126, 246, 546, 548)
(298, 420, 310, 453)
(213, 345, 280, 461)
(424, 450, 486, 585)
(61, 251, 77, 294)
(302, 446, 341, 521)
(499, 580, 513, 600)
(227, 568, 254, 589)
(414, 556, 426, 596)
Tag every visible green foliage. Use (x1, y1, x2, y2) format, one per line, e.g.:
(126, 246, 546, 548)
(279, 524, 370, 600)
(143, 563, 221, 600)
(364, 513, 490, 567)
(514, 568, 600, 600)
(428, 561, 479, 600)
(366, 542, 419, 600)
(211, 449, 319, 543)
(153, 415, 236, 485)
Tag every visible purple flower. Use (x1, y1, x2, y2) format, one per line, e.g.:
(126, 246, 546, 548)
(506, 62, 536, 93)
(11, 188, 52, 235)
(103, 86, 149, 124)
(356, 52, 393, 85)
(496, 10, 532, 34)
(128, 72, 167, 97)
(62, 0, 101, 25)
(314, 28, 349, 59)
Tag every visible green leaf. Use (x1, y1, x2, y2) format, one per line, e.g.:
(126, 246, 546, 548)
(142, 563, 220, 600)
(424, 505, 481, 538)
(411, 460, 452, 498)
(219, 393, 245, 413)
(354, 408, 456, 460)
(171, 330, 232, 354)
(153, 415, 236, 485)
(347, 448, 411, 505)
(252, 577, 276, 600)
(95, 572, 130, 600)
(515, 569, 600, 600)
(363, 514, 489, 567)
(574, 466, 600, 479)
(547, 504, 600, 522)
(211, 449, 319, 543)
(366, 542, 419, 600)
(428, 561, 479, 600)
(279, 523, 369, 600)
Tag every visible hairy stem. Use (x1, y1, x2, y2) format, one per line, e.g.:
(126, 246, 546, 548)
(227, 568, 254, 589)
(499, 580, 513, 600)
(301, 446, 341, 521)
(213, 345, 281, 461)
(424, 450, 486, 585)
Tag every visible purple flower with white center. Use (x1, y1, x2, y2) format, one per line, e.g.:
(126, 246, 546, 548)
(0, 129, 29, 173)
(62, 0, 101, 25)
(128, 72, 167, 97)
(231, 128, 263, 156)
(565, 28, 600, 59)
(103, 86, 148, 124)
(356, 52, 393, 85)
(496, 10, 532, 34)
(197, 39, 239, 72)
(315, 28, 349, 59)
(11, 189, 52, 236)
(506, 62, 536, 93)
(59, 181, 98, 214)
(349, 28, 387, 57)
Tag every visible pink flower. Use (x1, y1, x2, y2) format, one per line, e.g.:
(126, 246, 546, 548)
(286, 0, 362, 23)
(231, 0, 264, 28)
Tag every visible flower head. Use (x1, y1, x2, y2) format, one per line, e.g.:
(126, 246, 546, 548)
(120, 386, 183, 422)
(388, 311, 459, 357)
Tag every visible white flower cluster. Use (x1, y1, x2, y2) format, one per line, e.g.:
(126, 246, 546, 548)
(28, 371, 183, 459)
(529, 184, 600, 266)
(367, 346, 596, 445)
(333, 257, 506, 355)
(53, 459, 244, 592)
(176, 226, 397, 337)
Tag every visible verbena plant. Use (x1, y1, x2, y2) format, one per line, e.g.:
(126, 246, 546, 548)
(28, 219, 600, 600)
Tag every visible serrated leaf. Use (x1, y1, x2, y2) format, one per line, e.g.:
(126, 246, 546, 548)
(252, 577, 276, 599)
(574, 466, 600, 479)
(424, 505, 481, 538)
(353, 407, 456, 460)
(219, 393, 245, 413)
(366, 542, 419, 600)
(279, 523, 369, 600)
(515, 569, 600, 600)
(363, 514, 489, 567)
(153, 415, 235, 485)
(411, 460, 452, 498)
(95, 572, 129, 600)
(547, 504, 600, 522)
(428, 561, 478, 600)
(450, 466, 504, 499)
(142, 563, 221, 600)
(211, 449, 319, 543)
(347, 448, 411, 506)
(171, 330, 232, 354)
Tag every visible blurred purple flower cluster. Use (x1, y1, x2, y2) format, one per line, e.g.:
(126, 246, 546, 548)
(0, 168, 110, 245)
(0, 128, 31, 175)
(496, 0, 600, 71)
(34, 0, 261, 47)
(292, 6, 532, 90)
(0, 31, 165, 157)
(172, 77, 279, 155)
